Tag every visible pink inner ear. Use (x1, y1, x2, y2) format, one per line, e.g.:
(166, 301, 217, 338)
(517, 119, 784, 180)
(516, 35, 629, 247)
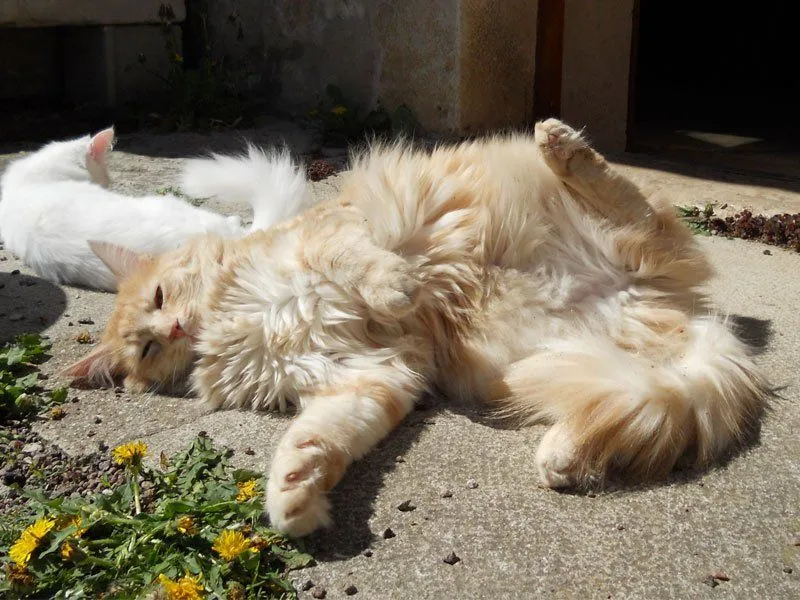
(61, 345, 116, 385)
(88, 127, 115, 162)
(88, 240, 148, 281)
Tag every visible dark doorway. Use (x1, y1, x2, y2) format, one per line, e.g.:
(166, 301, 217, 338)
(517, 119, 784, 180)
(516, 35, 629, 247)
(629, 1, 800, 177)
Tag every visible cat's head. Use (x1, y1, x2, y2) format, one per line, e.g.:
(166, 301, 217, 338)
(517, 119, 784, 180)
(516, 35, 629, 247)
(62, 237, 225, 392)
(5, 127, 115, 188)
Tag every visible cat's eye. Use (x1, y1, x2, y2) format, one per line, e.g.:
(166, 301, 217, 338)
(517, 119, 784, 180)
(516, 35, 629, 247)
(154, 285, 163, 309)
(140, 340, 161, 360)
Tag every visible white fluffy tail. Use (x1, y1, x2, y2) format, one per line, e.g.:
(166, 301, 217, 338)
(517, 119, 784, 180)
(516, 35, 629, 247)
(181, 146, 315, 232)
(496, 316, 768, 487)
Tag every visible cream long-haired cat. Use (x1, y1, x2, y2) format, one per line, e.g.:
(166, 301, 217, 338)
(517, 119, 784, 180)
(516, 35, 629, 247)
(65, 119, 768, 537)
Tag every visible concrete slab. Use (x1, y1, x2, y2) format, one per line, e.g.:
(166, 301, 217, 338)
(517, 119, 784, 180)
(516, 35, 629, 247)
(1, 127, 798, 599)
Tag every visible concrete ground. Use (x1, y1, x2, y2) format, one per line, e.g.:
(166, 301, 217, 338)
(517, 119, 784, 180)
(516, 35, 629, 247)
(1, 124, 798, 599)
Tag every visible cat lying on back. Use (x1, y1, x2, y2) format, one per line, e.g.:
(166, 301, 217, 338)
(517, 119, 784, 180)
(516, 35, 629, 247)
(0, 128, 313, 291)
(65, 119, 768, 537)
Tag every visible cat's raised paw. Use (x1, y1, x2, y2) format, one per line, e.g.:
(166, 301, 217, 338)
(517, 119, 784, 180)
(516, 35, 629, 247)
(534, 118, 589, 175)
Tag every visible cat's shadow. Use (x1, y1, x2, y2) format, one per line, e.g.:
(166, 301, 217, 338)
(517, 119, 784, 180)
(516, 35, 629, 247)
(302, 397, 437, 561)
(304, 313, 775, 561)
(0, 271, 67, 343)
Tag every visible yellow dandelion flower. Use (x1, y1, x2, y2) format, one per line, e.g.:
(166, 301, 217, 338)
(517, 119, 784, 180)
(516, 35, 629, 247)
(60, 540, 77, 561)
(9, 517, 56, 566)
(330, 105, 347, 116)
(9, 533, 38, 567)
(112, 441, 148, 466)
(176, 516, 197, 535)
(212, 529, 250, 561)
(5, 563, 34, 587)
(158, 572, 204, 600)
(235, 479, 259, 502)
(56, 514, 86, 536)
(26, 517, 55, 540)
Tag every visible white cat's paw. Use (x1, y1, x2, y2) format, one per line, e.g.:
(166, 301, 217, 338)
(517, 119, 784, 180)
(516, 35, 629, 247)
(536, 423, 579, 489)
(266, 435, 334, 537)
(534, 118, 589, 174)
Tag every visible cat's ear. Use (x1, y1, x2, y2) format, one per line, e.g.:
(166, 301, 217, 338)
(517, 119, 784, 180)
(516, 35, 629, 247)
(88, 127, 115, 163)
(61, 344, 118, 386)
(88, 240, 150, 281)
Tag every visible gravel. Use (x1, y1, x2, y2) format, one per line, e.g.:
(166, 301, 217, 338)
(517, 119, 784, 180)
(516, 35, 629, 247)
(0, 419, 125, 515)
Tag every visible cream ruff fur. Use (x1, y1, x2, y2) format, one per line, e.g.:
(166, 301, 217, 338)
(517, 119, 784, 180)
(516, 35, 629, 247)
(67, 119, 768, 537)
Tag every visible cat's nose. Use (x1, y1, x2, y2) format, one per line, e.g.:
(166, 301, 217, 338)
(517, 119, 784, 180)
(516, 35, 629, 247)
(168, 319, 185, 341)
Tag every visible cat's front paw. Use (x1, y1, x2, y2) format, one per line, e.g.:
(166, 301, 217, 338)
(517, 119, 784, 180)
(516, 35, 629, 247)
(534, 118, 589, 176)
(266, 434, 335, 537)
(360, 258, 421, 318)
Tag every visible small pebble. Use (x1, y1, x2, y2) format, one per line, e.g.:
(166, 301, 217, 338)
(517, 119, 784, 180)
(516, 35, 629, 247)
(301, 580, 314, 591)
(382, 528, 396, 539)
(466, 479, 478, 489)
(94, 415, 102, 424)
(68, 322, 74, 326)
(344, 584, 358, 595)
(21, 442, 43, 455)
(87, 430, 96, 438)
(710, 570, 730, 582)
(763, 249, 772, 256)
(78, 318, 95, 325)
(616, 524, 625, 531)
(395, 456, 406, 463)
(9, 313, 23, 322)
(440, 489, 453, 498)
(311, 587, 327, 599)
(244, 447, 255, 455)
(783, 567, 793, 574)
(362, 549, 373, 557)
(443, 551, 461, 565)
(11, 269, 20, 275)
(397, 500, 416, 512)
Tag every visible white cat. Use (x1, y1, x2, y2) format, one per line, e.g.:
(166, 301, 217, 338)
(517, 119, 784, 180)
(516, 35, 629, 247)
(0, 128, 312, 291)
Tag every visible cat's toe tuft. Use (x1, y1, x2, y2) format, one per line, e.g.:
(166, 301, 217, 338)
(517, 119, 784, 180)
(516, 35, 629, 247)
(266, 482, 332, 538)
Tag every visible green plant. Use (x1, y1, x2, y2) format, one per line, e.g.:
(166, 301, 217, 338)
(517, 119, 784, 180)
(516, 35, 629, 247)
(676, 203, 715, 235)
(136, 2, 251, 131)
(0, 335, 67, 423)
(0, 434, 312, 598)
(307, 84, 419, 146)
(156, 186, 205, 207)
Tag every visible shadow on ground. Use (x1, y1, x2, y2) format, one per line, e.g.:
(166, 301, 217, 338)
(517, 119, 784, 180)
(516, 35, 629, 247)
(0, 271, 67, 343)
(729, 315, 772, 354)
(304, 400, 435, 561)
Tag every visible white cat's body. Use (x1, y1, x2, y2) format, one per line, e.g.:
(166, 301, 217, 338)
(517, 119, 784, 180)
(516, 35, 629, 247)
(0, 129, 312, 291)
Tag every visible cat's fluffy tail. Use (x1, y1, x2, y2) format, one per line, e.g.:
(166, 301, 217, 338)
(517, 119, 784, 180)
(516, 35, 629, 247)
(181, 146, 314, 231)
(496, 315, 768, 487)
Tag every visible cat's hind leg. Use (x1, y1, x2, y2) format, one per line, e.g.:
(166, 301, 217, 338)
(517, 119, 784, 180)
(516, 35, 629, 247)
(534, 118, 712, 288)
(266, 363, 423, 537)
(534, 118, 654, 226)
(490, 318, 767, 488)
